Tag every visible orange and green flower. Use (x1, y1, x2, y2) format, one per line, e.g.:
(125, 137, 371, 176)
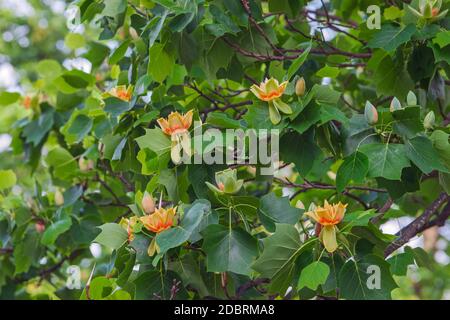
(157, 110, 193, 164)
(408, 0, 448, 22)
(305, 201, 347, 253)
(206, 168, 244, 195)
(104, 85, 133, 102)
(140, 207, 176, 234)
(250, 78, 292, 124)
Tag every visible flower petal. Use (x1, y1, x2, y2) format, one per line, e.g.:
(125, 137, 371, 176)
(273, 98, 292, 114)
(321, 225, 338, 253)
(269, 101, 281, 124)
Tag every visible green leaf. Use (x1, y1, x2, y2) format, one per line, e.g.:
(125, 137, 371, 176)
(430, 130, 450, 169)
(259, 192, 302, 232)
(133, 270, 187, 300)
(156, 200, 211, 254)
(367, 24, 416, 51)
(336, 152, 369, 192)
(0, 91, 20, 106)
(36, 59, 62, 79)
(80, 277, 114, 300)
(316, 65, 340, 78)
(206, 5, 240, 37)
(114, 246, 137, 287)
(41, 218, 72, 245)
(298, 261, 330, 291)
(280, 130, 321, 176)
(252, 224, 316, 294)
(14, 231, 40, 275)
(109, 40, 130, 65)
(387, 252, 415, 276)
(103, 0, 127, 16)
(64, 33, 85, 50)
(169, 254, 210, 297)
(342, 209, 377, 227)
(94, 223, 128, 250)
(373, 55, 414, 100)
(46, 147, 78, 180)
(68, 114, 93, 143)
(23, 109, 54, 146)
(148, 43, 174, 83)
(104, 97, 132, 117)
(339, 254, 397, 300)
(391, 106, 422, 138)
(201, 224, 258, 276)
(405, 136, 448, 174)
(359, 143, 410, 180)
(433, 30, 450, 48)
(0, 170, 17, 190)
(287, 44, 311, 80)
(135, 128, 171, 156)
(206, 112, 242, 129)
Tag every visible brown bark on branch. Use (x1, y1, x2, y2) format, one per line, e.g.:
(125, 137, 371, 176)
(384, 193, 449, 257)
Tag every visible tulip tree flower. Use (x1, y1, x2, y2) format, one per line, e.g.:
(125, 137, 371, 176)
(205, 168, 244, 195)
(157, 110, 193, 164)
(408, 0, 448, 22)
(305, 200, 347, 253)
(104, 85, 133, 102)
(250, 78, 292, 124)
(140, 207, 176, 234)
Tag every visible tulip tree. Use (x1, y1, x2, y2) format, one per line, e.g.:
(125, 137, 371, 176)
(0, 0, 450, 300)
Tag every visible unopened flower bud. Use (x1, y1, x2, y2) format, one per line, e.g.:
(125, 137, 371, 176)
(79, 157, 89, 172)
(129, 27, 139, 40)
(390, 97, 402, 112)
(295, 77, 306, 96)
(35, 221, 46, 233)
(142, 192, 155, 214)
(364, 101, 378, 125)
(423, 111, 435, 129)
(407, 91, 417, 106)
(55, 189, 64, 206)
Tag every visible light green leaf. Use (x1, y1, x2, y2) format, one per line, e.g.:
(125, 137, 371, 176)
(298, 261, 330, 291)
(135, 128, 171, 156)
(0, 170, 17, 190)
(94, 223, 128, 250)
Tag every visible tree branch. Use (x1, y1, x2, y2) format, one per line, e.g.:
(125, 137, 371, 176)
(384, 193, 449, 257)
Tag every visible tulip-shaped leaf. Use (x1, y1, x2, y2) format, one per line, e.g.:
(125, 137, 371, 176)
(339, 254, 397, 300)
(298, 261, 330, 291)
(336, 152, 369, 192)
(201, 224, 258, 276)
(252, 224, 317, 294)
